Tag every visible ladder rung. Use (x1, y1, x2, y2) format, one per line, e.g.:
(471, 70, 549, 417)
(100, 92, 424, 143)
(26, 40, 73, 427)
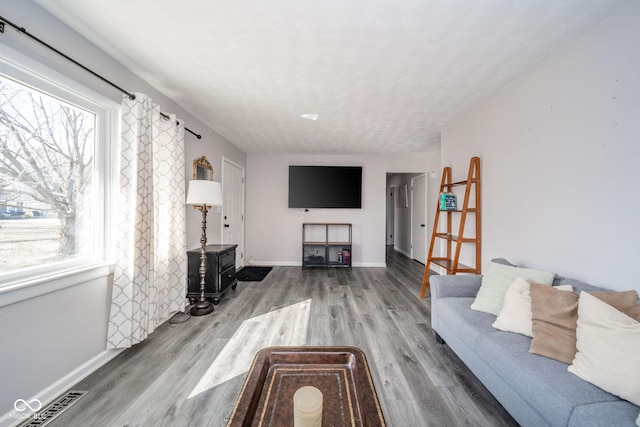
(430, 258, 473, 272)
(438, 208, 477, 213)
(434, 233, 477, 242)
(442, 180, 468, 187)
(442, 177, 480, 187)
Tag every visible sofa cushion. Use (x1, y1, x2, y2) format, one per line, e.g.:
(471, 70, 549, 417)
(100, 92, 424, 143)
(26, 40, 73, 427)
(568, 401, 640, 427)
(471, 261, 555, 316)
(476, 329, 621, 426)
(568, 292, 640, 406)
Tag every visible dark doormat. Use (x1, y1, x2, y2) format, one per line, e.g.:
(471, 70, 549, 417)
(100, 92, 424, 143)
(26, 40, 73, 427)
(236, 266, 273, 282)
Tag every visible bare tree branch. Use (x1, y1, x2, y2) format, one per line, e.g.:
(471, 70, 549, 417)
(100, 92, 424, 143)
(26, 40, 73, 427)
(0, 77, 95, 254)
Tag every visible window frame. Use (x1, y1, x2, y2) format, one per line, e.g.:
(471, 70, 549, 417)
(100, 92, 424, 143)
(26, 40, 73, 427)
(0, 43, 119, 301)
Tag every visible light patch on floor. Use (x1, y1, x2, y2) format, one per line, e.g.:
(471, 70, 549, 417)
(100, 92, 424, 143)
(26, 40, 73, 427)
(188, 299, 311, 398)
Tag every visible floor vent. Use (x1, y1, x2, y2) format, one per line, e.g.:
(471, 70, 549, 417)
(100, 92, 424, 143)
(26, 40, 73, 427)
(19, 391, 88, 427)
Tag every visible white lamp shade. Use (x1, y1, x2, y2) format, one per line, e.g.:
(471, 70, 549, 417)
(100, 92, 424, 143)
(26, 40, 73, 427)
(186, 180, 223, 207)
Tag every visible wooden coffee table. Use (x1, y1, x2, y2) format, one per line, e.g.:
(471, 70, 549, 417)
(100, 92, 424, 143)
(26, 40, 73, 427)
(227, 346, 386, 426)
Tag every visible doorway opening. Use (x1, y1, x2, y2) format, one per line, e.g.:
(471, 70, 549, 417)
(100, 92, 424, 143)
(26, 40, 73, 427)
(385, 172, 428, 264)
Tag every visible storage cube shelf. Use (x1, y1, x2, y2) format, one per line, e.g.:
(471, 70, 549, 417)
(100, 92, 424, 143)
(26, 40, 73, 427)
(302, 223, 352, 270)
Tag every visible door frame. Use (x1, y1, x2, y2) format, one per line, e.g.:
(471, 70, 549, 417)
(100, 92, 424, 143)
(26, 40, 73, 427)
(221, 157, 246, 269)
(386, 185, 395, 247)
(410, 174, 427, 263)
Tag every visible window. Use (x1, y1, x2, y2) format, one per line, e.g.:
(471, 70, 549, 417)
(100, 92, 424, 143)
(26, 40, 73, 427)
(0, 46, 117, 287)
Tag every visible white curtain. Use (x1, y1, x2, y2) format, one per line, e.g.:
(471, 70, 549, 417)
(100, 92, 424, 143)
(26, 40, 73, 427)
(107, 93, 187, 349)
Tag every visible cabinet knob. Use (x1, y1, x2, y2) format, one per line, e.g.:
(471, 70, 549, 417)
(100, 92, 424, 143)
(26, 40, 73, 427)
(224, 224, 230, 228)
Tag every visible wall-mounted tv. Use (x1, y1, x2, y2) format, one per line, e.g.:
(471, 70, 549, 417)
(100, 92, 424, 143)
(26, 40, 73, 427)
(288, 166, 362, 209)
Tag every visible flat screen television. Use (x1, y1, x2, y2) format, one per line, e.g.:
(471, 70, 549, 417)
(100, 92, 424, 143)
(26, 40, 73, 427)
(288, 166, 362, 209)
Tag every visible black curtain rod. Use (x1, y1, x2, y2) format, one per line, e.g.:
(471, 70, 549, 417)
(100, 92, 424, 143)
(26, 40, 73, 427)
(0, 15, 202, 139)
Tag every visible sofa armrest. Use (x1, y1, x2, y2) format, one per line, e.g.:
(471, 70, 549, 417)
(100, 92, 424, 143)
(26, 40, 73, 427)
(431, 275, 482, 300)
(430, 275, 483, 340)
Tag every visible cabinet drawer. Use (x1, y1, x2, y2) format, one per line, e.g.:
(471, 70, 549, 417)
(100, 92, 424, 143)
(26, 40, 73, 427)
(219, 251, 236, 271)
(220, 266, 237, 292)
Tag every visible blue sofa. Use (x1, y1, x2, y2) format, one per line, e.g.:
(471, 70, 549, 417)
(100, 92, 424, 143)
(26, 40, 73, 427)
(431, 273, 640, 427)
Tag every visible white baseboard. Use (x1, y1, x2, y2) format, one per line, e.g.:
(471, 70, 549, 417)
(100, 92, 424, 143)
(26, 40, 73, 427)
(247, 261, 300, 266)
(354, 262, 386, 267)
(247, 261, 387, 268)
(0, 348, 124, 427)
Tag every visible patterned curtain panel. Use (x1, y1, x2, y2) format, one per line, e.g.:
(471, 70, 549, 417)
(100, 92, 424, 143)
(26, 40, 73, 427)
(107, 93, 187, 349)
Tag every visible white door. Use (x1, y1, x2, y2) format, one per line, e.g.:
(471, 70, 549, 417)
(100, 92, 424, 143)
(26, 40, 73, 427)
(411, 174, 427, 264)
(222, 158, 245, 269)
(386, 186, 395, 246)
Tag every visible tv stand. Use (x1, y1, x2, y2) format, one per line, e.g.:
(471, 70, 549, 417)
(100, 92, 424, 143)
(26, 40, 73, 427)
(302, 223, 352, 270)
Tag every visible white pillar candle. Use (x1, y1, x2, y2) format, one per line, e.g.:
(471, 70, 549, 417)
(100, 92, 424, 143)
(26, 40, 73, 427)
(293, 386, 323, 427)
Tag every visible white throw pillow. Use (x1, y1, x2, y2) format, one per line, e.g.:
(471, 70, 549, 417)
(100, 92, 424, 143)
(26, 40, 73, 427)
(493, 277, 572, 337)
(568, 292, 640, 406)
(471, 262, 555, 316)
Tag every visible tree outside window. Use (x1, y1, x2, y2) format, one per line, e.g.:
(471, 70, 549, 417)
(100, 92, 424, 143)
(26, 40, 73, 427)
(0, 74, 96, 273)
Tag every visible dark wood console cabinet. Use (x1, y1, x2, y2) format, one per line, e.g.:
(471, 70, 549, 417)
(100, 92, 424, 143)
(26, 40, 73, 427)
(187, 244, 238, 305)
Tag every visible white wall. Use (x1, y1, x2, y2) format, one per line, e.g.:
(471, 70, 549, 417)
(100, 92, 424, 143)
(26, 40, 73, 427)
(441, 1, 640, 291)
(245, 152, 440, 266)
(0, 272, 112, 412)
(0, 0, 245, 419)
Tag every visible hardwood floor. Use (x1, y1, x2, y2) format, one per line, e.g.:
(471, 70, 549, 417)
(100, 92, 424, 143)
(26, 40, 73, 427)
(46, 248, 518, 427)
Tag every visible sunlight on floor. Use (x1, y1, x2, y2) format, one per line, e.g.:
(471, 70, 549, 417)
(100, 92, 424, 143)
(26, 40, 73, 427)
(187, 299, 311, 399)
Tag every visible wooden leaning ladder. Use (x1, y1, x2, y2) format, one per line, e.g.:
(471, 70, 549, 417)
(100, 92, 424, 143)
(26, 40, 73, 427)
(420, 156, 481, 298)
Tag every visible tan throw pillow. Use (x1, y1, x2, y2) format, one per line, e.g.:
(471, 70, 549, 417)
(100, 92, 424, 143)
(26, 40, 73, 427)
(590, 290, 640, 320)
(529, 283, 579, 363)
(568, 292, 640, 406)
(493, 277, 572, 337)
(471, 261, 555, 316)
(530, 286, 640, 364)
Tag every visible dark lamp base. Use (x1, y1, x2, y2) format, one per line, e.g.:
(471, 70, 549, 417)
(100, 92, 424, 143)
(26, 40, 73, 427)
(190, 301, 214, 316)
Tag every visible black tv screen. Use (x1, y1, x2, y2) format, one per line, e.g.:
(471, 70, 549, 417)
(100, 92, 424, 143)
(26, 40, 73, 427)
(288, 166, 362, 209)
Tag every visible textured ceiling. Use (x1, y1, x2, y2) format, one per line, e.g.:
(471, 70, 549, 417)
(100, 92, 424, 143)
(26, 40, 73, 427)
(36, 0, 624, 154)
